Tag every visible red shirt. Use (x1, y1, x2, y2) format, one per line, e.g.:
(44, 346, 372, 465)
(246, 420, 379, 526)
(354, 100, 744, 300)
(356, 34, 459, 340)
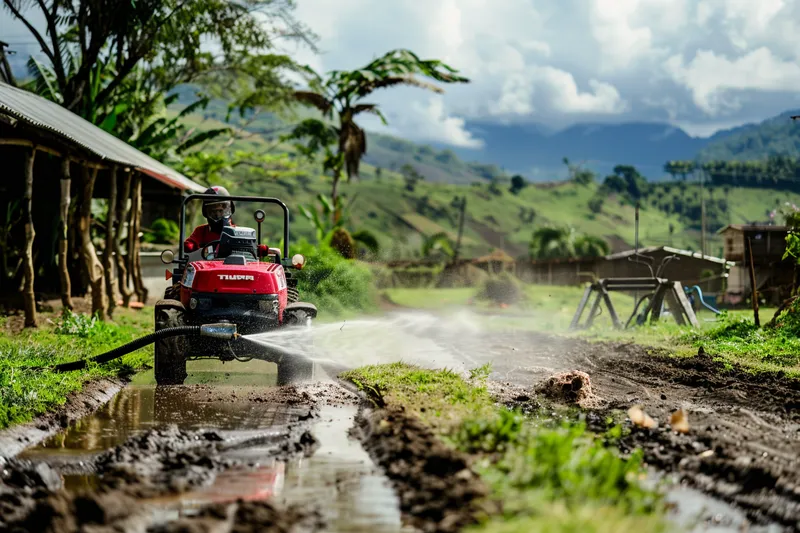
(184, 223, 236, 252)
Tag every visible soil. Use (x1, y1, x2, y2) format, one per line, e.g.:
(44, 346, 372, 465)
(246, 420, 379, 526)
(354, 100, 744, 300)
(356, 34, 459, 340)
(352, 404, 494, 533)
(449, 329, 800, 531)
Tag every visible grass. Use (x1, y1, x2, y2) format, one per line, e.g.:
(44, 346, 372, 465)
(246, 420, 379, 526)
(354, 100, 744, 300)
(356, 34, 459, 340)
(342, 362, 668, 532)
(383, 284, 800, 377)
(0, 306, 154, 430)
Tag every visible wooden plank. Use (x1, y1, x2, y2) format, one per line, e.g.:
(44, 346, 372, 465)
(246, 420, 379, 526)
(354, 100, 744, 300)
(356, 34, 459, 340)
(664, 287, 686, 326)
(600, 285, 622, 328)
(570, 285, 593, 330)
(672, 282, 700, 327)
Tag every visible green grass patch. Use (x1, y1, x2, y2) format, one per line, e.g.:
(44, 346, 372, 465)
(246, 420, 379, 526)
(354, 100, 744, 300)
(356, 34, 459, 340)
(342, 363, 668, 531)
(0, 307, 154, 430)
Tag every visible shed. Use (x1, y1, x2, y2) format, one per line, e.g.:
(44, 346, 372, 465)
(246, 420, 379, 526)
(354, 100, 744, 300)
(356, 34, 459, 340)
(472, 248, 516, 274)
(0, 80, 205, 321)
(716, 224, 795, 305)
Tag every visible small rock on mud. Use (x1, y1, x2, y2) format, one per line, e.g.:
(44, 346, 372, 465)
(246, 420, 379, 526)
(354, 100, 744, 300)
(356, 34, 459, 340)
(534, 370, 604, 408)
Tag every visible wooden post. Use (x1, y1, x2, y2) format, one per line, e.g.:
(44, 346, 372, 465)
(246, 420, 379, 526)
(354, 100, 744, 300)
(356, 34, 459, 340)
(746, 236, 760, 327)
(80, 166, 107, 318)
(115, 170, 133, 307)
(58, 159, 74, 311)
(129, 174, 148, 303)
(103, 166, 118, 317)
(21, 148, 37, 328)
(452, 196, 466, 265)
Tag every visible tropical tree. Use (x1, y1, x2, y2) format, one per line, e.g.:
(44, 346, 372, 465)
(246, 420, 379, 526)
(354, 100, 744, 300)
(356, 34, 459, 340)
(529, 227, 576, 260)
(422, 232, 455, 261)
(509, 175, 527, 195)
(529, 226, 609, 260)
(284, 49, 469, 203)
(298, 193, 379, 258)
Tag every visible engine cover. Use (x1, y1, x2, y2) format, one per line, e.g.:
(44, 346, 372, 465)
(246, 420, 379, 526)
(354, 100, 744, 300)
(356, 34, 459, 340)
(179, 259, 289, 325)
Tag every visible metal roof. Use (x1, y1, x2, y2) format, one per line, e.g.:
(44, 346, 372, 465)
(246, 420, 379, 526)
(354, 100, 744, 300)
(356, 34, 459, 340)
(716, 224, 788, 234)
(604, 245, 730, 265)
(0, 81, 205, 192)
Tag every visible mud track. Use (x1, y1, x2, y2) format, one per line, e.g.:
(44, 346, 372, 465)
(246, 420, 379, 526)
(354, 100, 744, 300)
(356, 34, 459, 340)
(0, 383, 349, 533)
(455, 329, 800, 530)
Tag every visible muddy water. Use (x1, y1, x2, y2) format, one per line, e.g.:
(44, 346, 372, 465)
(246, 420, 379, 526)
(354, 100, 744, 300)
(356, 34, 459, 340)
(18, 365, 413, 532)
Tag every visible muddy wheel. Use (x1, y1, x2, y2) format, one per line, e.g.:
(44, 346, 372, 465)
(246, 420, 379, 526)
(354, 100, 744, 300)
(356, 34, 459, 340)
(277, 309, 315, 385)
(154, 299, 187, 386)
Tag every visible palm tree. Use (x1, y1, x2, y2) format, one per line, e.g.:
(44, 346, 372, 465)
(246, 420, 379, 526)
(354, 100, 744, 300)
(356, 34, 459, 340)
(285, 49, 468, 204)
(529, 227, 576, 260)
(573, 234, 610, 257)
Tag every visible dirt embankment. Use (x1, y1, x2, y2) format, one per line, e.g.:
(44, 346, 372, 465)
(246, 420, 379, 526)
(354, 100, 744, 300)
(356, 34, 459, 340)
(352, 404, 493, 533)
(492, 333, 800, 530)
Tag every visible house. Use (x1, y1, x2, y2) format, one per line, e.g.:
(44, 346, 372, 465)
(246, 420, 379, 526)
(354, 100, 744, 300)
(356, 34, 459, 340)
(716, 225, 795, 306)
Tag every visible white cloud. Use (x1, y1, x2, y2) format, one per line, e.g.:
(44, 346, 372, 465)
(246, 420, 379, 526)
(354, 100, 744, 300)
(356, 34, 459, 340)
(9, 0, 800, 140)
(536, 68, 627, 114)
(404, 97, 485, 149)
(665, 47, 800, 114)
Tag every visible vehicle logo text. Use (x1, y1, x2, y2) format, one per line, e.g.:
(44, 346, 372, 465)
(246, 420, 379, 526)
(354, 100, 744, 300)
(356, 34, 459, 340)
(218, 274, 254, 281)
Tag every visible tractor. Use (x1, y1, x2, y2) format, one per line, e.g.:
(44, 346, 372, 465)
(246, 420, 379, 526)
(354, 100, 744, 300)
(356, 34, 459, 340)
(154, 193, 318, 386)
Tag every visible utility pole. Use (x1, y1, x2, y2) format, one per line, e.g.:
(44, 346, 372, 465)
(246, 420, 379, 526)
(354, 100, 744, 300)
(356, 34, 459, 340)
(697, 163, 706, 259)
(0, 41, 16, 86)
(452, 196, 466, 265)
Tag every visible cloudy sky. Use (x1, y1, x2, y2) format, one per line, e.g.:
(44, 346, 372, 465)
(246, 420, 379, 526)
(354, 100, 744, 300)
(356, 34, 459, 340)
(6, 0, 800, 150)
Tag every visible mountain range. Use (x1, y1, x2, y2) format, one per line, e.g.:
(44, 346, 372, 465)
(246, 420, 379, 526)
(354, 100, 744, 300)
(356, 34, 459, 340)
(364, 111, 800, 183)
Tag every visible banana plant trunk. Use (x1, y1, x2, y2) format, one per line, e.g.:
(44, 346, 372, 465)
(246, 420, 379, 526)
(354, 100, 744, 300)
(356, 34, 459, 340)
(58, 159, 74, 311)
(21, 148, 37, 328)
(103, 166, 118, 317)
(79, 166, 107, 318)
(115, 171, 133, 307)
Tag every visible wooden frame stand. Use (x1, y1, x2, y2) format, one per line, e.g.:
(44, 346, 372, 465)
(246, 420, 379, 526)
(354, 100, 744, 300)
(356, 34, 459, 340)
(570, 277, 699, 330)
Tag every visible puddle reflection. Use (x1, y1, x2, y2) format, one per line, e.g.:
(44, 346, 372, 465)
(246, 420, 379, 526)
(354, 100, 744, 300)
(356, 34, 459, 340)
(20, 364, 413, 533)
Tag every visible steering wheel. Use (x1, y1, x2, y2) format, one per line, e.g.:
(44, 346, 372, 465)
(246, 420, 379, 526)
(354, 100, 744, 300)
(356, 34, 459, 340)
(201, 240, 221, 260)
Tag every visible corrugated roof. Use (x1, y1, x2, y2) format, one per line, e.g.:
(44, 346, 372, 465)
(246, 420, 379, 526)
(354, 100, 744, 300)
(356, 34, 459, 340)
(716, 224, 788, 234)
(605, 245, 730, 265)
(0, 81, 205, 192)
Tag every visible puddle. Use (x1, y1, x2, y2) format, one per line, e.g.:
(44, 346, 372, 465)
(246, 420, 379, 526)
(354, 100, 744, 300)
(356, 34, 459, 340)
(652, 472, 785, 533)
(18, 362, 413, 532)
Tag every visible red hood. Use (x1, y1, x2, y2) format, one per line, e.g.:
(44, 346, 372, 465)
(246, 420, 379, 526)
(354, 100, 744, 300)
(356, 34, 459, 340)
(184, 260, 287, 296)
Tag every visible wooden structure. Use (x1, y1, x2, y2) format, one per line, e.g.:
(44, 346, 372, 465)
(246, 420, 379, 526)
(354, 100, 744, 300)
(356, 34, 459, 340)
(570, 277, 699, 330)
(472, 249, 515, 275)
(717, 224, 795, 306)
(517, 245, 733, 295)
(0, 80, 205, 326)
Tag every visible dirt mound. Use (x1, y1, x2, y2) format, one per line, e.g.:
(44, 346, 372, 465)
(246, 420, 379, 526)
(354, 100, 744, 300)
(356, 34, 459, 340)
(534, 370, 604, 408)
(353, 406, 493, 533)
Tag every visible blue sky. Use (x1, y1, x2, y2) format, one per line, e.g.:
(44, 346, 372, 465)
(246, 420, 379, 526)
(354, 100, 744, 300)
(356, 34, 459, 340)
(6, 0, 800, 149)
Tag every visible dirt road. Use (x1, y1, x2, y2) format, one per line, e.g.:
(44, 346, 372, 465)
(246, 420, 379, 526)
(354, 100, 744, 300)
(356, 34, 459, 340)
(1, 310, 798, 532)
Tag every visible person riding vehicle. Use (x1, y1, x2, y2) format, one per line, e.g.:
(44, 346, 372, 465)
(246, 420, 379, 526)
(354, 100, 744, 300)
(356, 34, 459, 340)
(184, 186, 236, 253)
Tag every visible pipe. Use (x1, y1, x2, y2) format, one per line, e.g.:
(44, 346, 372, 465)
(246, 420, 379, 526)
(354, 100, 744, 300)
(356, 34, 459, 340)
(37, 323, 239, 373)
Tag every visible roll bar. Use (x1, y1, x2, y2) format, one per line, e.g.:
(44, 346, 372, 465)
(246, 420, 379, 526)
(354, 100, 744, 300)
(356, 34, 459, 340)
(179, 194, 290, 260)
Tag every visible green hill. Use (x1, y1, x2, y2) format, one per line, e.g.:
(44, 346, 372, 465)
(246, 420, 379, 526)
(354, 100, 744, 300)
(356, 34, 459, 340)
(171, 103, 799, 260)
(697, 110, 800, 161)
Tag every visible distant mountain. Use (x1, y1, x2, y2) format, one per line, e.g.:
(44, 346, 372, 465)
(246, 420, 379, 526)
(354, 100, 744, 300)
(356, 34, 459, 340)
(696, 109, 800, 161)
(435, 120, 739, 181)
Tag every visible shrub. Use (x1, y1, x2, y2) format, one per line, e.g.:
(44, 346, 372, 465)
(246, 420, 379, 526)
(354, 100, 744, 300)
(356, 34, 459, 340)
(144, 218, 179, 244)
(291, 239, 377, 316)
(476, 272, 524, 305)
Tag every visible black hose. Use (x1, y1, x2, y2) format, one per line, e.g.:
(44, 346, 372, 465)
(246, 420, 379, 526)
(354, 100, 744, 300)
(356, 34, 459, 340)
(46, 325, 202, 373)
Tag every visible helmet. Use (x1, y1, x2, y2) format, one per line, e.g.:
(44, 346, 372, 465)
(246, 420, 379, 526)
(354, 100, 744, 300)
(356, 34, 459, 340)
(202, 186, 235, 223)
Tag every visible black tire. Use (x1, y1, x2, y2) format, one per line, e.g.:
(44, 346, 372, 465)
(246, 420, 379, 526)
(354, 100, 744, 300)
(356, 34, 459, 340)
(276, 309, 315, 385)
(154, 300, 187, 385)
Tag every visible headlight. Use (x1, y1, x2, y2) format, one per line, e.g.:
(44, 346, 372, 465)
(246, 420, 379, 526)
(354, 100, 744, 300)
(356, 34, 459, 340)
(183, 264, 196, 288)
(292, 254, 305, 269)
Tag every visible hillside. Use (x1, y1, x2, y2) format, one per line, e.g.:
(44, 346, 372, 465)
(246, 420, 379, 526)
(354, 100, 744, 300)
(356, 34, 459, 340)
(697, 109, 800, 161)
(170, 101, 800, 260)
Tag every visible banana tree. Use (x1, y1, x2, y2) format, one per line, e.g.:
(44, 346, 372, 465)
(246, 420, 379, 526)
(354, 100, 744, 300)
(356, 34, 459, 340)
(285, 49, 469, 203)
(298, 193, 380, 256)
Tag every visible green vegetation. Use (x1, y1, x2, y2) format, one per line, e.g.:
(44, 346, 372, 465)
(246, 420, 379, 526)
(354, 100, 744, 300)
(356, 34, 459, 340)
(291, 240, 379, 317)
(0, 308, 153, 429)
(342, 363, 667, 531)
